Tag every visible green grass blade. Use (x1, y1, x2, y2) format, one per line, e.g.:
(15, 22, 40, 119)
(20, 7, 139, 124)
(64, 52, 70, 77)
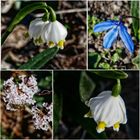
(19, 47, 59, 69)
(131, 1, 139, 39)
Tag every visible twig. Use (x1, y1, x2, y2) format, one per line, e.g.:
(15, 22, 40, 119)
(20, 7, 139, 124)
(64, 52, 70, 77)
(33, 8, 89, 18)
(56, 8, 88, 14)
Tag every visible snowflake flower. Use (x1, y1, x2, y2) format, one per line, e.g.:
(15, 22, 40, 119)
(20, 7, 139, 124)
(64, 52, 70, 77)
(28, 18, 48, 45)
(42, 20, 68, 49)
(3, 75, 39, 111)
(93, 20, 134, 53)
(29, 18, 67, 49)
(88, 91, 127, 133)
(31, 103, 52, 131)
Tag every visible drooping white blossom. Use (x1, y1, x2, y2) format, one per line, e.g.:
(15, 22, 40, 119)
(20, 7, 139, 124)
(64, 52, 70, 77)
(88, 91, 127, 133)
(3, 75, 39, 111)
(28, 18, 67, 49)
(28, 18, 48, 45)
(42, 20, 68, 49)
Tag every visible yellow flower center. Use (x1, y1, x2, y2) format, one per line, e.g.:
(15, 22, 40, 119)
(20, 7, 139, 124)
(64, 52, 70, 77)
(113, 122, 120, 131)
(58, 40, 65, 49)
(96, 121, 106, 133)
(114, 122, 120, 129)
(48, 41, 55, 47)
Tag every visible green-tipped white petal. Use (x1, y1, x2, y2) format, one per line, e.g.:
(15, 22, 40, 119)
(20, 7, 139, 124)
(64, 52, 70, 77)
(29, 18, 47, 41)
(113, 122, 120, 132)
(42, 20, 67, 44)
(88, 91, 127, 132)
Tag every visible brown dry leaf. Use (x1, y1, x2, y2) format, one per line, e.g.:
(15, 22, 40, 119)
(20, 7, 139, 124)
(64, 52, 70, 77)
(3, 25, 29, 49)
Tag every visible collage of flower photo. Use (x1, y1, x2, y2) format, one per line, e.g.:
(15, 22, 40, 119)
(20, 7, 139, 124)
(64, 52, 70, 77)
(0, 0, 139, 140)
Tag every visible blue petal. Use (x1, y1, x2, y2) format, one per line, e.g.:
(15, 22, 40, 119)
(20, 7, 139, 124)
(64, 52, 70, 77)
(119, 24, 134, 53)
(103, 27, 118, 49)
(93, 20, 118, 32)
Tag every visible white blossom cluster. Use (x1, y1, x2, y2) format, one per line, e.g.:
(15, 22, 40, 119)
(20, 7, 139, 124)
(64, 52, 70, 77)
(31, 103, 52, 131)
(3, 75, 39, 111)
(3, 74, 52, 131)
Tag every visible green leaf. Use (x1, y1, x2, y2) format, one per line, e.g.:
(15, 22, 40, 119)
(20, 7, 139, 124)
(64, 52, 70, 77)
(138, 29, 140, 40)
(88, 52, 101, 68)
(0, 79, 4, 91)
(92, 71, 128, 79)
(132, 55, 140, 69)
(33, 96, 44, 107)
(112, 53, 120, 63)
(8, 2, 47, 32)
(88, 15, 101, 36)
(131, 1, 139, 39)
(2, 2, 47, 45)
(116, 47, 123, 55)
(98, 62, 111, 69)
(38, 76, 52, 89)
(19, 47, 59, 69)
(53, 93, 63, 135)
(79, 72, 96, 103)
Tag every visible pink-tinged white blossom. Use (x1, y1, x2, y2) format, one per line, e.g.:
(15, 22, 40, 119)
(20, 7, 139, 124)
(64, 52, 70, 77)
(3, 75, 39, 111)
(31, 103, 52, 131)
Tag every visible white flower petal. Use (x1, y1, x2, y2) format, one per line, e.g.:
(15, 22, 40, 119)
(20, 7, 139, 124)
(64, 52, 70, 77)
(42, 20, 67, 43)
(29, 18, 47, 39)
(97, 128, 105, 133)
(117, 97, 127, 123)
(88, 90, 127, 131)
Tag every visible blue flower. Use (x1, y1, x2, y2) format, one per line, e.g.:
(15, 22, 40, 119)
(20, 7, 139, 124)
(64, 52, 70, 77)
(93, 20, 134, 53)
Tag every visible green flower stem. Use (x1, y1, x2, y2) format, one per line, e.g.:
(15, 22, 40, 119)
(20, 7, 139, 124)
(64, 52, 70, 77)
(42, 9, 50, 22)
(112, 79, 121, 97)
(1, 2, 48, 45)
(46, 6, 56, 22)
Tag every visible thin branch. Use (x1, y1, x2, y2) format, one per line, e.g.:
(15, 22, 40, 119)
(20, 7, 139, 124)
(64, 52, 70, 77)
(56, 8, 88, 14)
(33, 8, 89, 18)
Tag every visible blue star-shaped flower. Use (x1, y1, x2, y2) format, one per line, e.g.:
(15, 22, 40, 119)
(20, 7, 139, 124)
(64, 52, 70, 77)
(93, 20, 134, 53)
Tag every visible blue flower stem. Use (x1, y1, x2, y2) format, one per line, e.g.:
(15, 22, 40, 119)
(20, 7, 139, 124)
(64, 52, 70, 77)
(112, 79, 122, 97)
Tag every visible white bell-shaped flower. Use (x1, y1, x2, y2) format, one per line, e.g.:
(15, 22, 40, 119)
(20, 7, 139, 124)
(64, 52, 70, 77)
(88, 91, 127, 133)
(28, 18, 48, 45)
(42, 20, 68, 49)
